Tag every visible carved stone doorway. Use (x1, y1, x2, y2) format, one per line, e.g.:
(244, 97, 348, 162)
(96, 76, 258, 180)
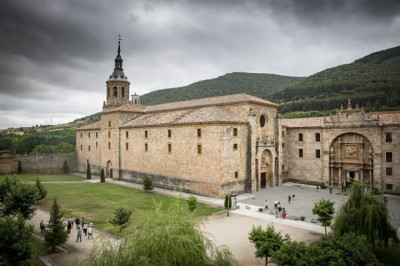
(260, 173, 266, 188)
(106, 160, 113, 178)
(259, 149, 273, 189)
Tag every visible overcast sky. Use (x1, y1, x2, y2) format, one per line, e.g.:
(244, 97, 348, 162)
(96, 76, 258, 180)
(1, 0, 399, 129)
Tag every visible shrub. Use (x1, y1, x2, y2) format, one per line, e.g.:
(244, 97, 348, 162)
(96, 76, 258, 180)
(17, 160, 22, 174)
(143, 175, 153, 192)
(100, 168, 105, 183)
(187, 196, 197, 212)
(224, 193, 232, 216)
(62, 160, 69, 174)
(320, 182, 327, 189)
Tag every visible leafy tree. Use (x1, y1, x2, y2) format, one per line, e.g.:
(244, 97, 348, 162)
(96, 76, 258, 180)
(100, 168, 105, 183)
(86, 161, 91, 179)
(35, 177, 47, 204)
(0, 216, 34, 265)
(312, 198, 335, 236)
(44, 198, 68, 251)
(62, 160, 69, 174)
(187, 195, 197, 212)
(143, 175, 153, 192)
(270, 241, 307, 265)
(248, 224, 290, 266)
(0, 177, 38, 219)
(109, 207, 133, 233)
(224, 193, 232, 216)
(333, 180, 399, 246)
(84, 200, 237, 265)
(17, 160, 22, 174)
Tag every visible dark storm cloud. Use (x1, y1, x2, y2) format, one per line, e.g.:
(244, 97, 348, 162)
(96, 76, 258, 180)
(0, 0, 399, 129)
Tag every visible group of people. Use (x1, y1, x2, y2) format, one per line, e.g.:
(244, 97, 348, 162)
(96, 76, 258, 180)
(264, 197, 288, 219)
(67, 217, 94, 242)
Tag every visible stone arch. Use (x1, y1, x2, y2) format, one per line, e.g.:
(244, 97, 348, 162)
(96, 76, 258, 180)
(106, 160, 113, 178)
(329, 132, 374, 188)
(258, 149, 274, 189)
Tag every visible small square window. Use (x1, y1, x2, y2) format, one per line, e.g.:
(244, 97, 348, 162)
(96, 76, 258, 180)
(197, 128, 202, 138)
(386, 167, 393, 176)
(386, 183, 393, 190)
(299, 149, 303, 158)
(145, 143, 148, 152)
(316, 133, 320, 142)
(282, 143, 285, 148)
(386, 152, 392, 163)
(282, 130, 285, 137)
(233, 128, 238, 137)
(126, 143, 129, 150)
(168, 129, 172, 138)
(145, 130, 148, 138)
(234, 171, 238, 179)
(316, 149, 321, 158)
(299, 133, 303, 142)
(108, 131, 111, 138)
(80, 133, 82, 138)
(126, 131, 129, 138)
(88, 145, 91, 151)
(109, 121, 111, 127)
(168, 143, 172, 153)
(197, 144, 202, 155)
(386, 132, 392, 142)
(233, 143, 238, 150)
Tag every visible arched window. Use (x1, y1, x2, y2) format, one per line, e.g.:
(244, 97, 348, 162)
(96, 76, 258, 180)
(113, 87, 117, 97)
(121, 87, 125, 98)
(260, 115, 266, 127)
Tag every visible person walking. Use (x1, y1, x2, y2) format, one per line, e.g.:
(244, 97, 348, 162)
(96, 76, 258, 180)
(282, 208, 286, 219)
(288, 195, 291, 204)
(88, 226, 93, 240)
(329, 186, 333, 194)
(75, 217, 80, 229)
(273, 199, 278, 209)
(76, 227, 82, 242)
(89, 222, 93, 228)
(384, 196, 388, 205)
(264, 200, 269, 210)
(67, 221, 72, 234)
(40, 220, 45, 234)
(83, 223, 88, 236)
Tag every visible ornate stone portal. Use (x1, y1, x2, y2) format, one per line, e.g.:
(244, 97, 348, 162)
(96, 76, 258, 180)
(329, 133, 374, 188)
(259, 149, 273, 188)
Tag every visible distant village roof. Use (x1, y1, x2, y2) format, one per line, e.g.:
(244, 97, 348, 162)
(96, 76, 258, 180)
(77, 121, 101, 131)
(121, 106, 247, 128)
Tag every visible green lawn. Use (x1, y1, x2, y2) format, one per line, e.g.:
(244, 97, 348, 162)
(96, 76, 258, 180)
(30, 236, 53, 266)
(0, 174, 84, 182)
(39, 183, 221, 235)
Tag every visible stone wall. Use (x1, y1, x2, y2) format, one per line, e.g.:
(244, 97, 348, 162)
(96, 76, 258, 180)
(0, 151, 17, 174)
(16, 152, 77, 174)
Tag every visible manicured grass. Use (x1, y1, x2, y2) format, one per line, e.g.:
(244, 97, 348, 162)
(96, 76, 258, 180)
(0, 174, 84, 182)
(30, 236, 53, 266)
(40, 183, 221, 235)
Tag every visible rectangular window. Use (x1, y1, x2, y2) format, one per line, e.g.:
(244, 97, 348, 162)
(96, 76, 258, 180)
(88, 132, 91, 138)
(168, 129, 172, 138)
(197, 144, 202, 155)
(197, 128, 201, 138)
(386, 152, 392, 163)
(109, 121, 111, 127)
(88, 145, 91, 151)
(96, 132, 98, 138)
(108, 131, 111, 138)
(145, 143, 148, 152)
(316, 133, 320, 142)
(282, 130, 285, 137)
(168, 143, 172, 153)
(235, 171, 238, 179)
(80, 133, 82, 138)
(126, 131, 129, 138)
(299, 149, 303, 158)
(386, 184, 393, 190)
(233, 128, 238, 137)
(282, 143, 285, 148)
(80, 145, 82, 150)
(386, 168, 393, 176)
(96, 142, 98, 148)
(282, 164, 285, 171)
(233, 143, 238, 150)
(316, 149, 321, 158)
(108, 142, 111, 150)
(386, 132, 392, 142)
(126, 143, 129, 150)
(299, 133, 303, 142)
(145, 130, 148, 138)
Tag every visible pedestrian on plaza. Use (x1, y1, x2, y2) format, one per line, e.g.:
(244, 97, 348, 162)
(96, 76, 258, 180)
(76, 227, 82, 242)
(75, 217, 80, 229)
(81, 217, 85, 225)
(88, 226, 93, 240)
(329, 186, 333, 194)
(67, 221, 72, 234)
(282, 208, 286, 219)
(344, 185, 347, 193)
(40, 220, 45, 234)
(341, 185, 344, 192)
(264, 200, 269, 210)
(384, 196, 388, 205)
(275, 208, 278, 218)
(89, 222, 93, 228)
(83, 223, 88, 236)
(288, 195, 291, 204)
(274, 199, 278, 209)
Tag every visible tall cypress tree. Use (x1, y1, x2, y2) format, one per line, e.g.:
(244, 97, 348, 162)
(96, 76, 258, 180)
(44, 198, 68, 251)
(86, 161, 91, 179)
(35, 178, 47, 204)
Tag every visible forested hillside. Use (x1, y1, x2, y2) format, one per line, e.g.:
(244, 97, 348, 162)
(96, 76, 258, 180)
(140, 72, 304, 105)
(272, 46, 400, 117)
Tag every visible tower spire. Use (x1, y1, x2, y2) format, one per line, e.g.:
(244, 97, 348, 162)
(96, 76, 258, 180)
(114, 34, 123, 70)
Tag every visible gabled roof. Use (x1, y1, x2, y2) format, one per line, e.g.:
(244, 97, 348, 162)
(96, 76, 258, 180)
(77, 121, 101, 131)
(121, 106, 247, 128)
(281, 117, 325, 128)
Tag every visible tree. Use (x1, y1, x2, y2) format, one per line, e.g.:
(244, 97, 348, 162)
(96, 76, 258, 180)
(187, 195, 197, 212)
(62, 160, 69, 174)
(224, 193, 232, 216)
(100, 168, 105, 183)
(0, 216, 34, 265)
(86, 161, 92, 179)
(17, 160, 22, 174)
(312, 198, 335, 236)
(248, 224, 290, 266)
(270, 241, 307, 266)
(109, 207, 133, 234)
(143, 175, 153, 192)
(333, 180, 399, 246)
(84, 200, 237, 265)
(44, 198, 68, 251)
(35, 177, 47, 204)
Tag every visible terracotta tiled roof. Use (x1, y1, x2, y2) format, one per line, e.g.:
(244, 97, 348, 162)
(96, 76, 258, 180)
(102, 104, 147, 113)
(121, 106, 247, 128)
(77, 121, 101, 130)
(281, 117, 325, 128)
(374, 111, 400, 125)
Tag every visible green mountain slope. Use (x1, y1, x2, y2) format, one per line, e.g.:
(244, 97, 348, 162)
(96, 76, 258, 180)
(272, 46, 400, 117)
(140, 72, 304, 105)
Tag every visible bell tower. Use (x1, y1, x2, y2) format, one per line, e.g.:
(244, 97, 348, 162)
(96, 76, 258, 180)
(105, 35, 130, 108)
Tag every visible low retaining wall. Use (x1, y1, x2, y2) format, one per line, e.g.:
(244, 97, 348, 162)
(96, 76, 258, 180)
(17, 153, 77, 174)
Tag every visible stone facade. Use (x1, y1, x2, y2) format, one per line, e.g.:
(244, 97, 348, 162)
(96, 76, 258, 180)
(0, 151, 17, 174)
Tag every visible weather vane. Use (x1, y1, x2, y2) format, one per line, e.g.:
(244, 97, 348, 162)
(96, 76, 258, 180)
(118, 33, 122, 43)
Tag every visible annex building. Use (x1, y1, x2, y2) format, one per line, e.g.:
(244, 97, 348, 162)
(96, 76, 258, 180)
(76, 43, 400, 197)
